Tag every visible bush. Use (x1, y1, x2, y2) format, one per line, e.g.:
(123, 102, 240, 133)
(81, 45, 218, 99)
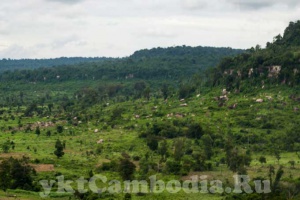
(143, 122, 180, 138)
(0, 157, 36, 191)
(56, 125, 64, 133)
(146, 136, 159, 151)
(132, 155, 140, 161)
(165, 160, 182, 175)
(96, 160, 118, 172)
(95, 146, 103, 155)
(186, 123, 204, 139)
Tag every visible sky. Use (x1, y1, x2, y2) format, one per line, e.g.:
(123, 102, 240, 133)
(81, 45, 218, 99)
(0, 0, 299, 59)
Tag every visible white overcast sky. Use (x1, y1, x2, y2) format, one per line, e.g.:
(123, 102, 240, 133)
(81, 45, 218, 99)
(0, 0, 299, 59)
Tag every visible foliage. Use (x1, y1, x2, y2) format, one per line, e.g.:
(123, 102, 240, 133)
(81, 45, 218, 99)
(54, 139, 64, 158)
(258, 156, 266, 164)
(225, 139, 252, 174)
(0, 157, 36, 191)
(165, 159, 182, 175)
(0, 57, 110, 72)
(146, 136, 159, 151)
(118, 155, 136, 180)
(1, 140, 11, 153)
(173, 139, 185, 161)
(56, 125, 64, 134)
(35, 126, 40, 136)
(0, 46, 242, 84)
(201, 134, 214, 159)
(209, 20, 300, 89)
(186, 123, 204, 139)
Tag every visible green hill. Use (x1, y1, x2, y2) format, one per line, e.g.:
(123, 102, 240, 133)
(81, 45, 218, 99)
(0, 57, 112, 72)
(0, 46, 243, 82)
(209, 20, 300, 90)
(0, 21, 300, 200)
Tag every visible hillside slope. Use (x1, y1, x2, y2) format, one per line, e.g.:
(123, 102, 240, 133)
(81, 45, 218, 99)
(0, 46, 243, 82)
(209, 20, 300, 90)
(0, 57, 112, 72)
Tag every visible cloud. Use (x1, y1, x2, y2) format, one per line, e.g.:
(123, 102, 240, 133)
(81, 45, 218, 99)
(180, 0, 300, 11)
(143, 28, 177, 38)
(0, 0, 300, 58)
(228, 0, 273, 10)
(0, 25, 9, 35)
(0, 45, 35, 59)
(51, 35, 87, 49)
(181, 0, 207, 10)
(227, 0, 300, 10)
(0, 44, 8, 49)
(45, 0, 84, 4)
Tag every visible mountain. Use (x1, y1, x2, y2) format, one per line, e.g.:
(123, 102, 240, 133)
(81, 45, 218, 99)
(209, 20, 300, 91)
(130, 45, 243, 70)
(0, 57, 113, 72)
(279, 20, 300, 46)
(0, 46, 243, 83)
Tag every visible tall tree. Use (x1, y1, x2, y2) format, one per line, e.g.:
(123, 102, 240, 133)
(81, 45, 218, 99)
(158, 140, 168, 160)
(201, 134, 214, 160)
(54, 139, 65, 158)
(35, 126, 41, 136)
(187, 123, 204, 139)
(174, 139, 185, 161)
(161, 84, 169, 100)
(118, 154, 136, 180)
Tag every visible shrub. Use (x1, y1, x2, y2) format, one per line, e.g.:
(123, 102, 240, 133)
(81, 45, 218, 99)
(186, 123, 204, 139)
(0, 157, 36, 191)
(165, 160, 182, 175)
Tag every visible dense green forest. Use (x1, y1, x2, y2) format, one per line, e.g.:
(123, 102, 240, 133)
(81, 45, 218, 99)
(0, 57, 113, 72)
(0, 46, 243, 82)
(0, 21, 300, 200)
(209, 21, 300, 90)
(0, 46, 243, 107)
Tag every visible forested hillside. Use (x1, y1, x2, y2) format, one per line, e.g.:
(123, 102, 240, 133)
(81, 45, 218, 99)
(209, 20, 300, 90)
(0, 57, 113, 72)
(0, 46, 243, 82)
(130, 46, 243, 71)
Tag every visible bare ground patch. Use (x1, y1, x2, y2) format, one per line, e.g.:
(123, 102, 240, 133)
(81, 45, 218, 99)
(30, 164, 55, 172)
(0, 152, 28, 159)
